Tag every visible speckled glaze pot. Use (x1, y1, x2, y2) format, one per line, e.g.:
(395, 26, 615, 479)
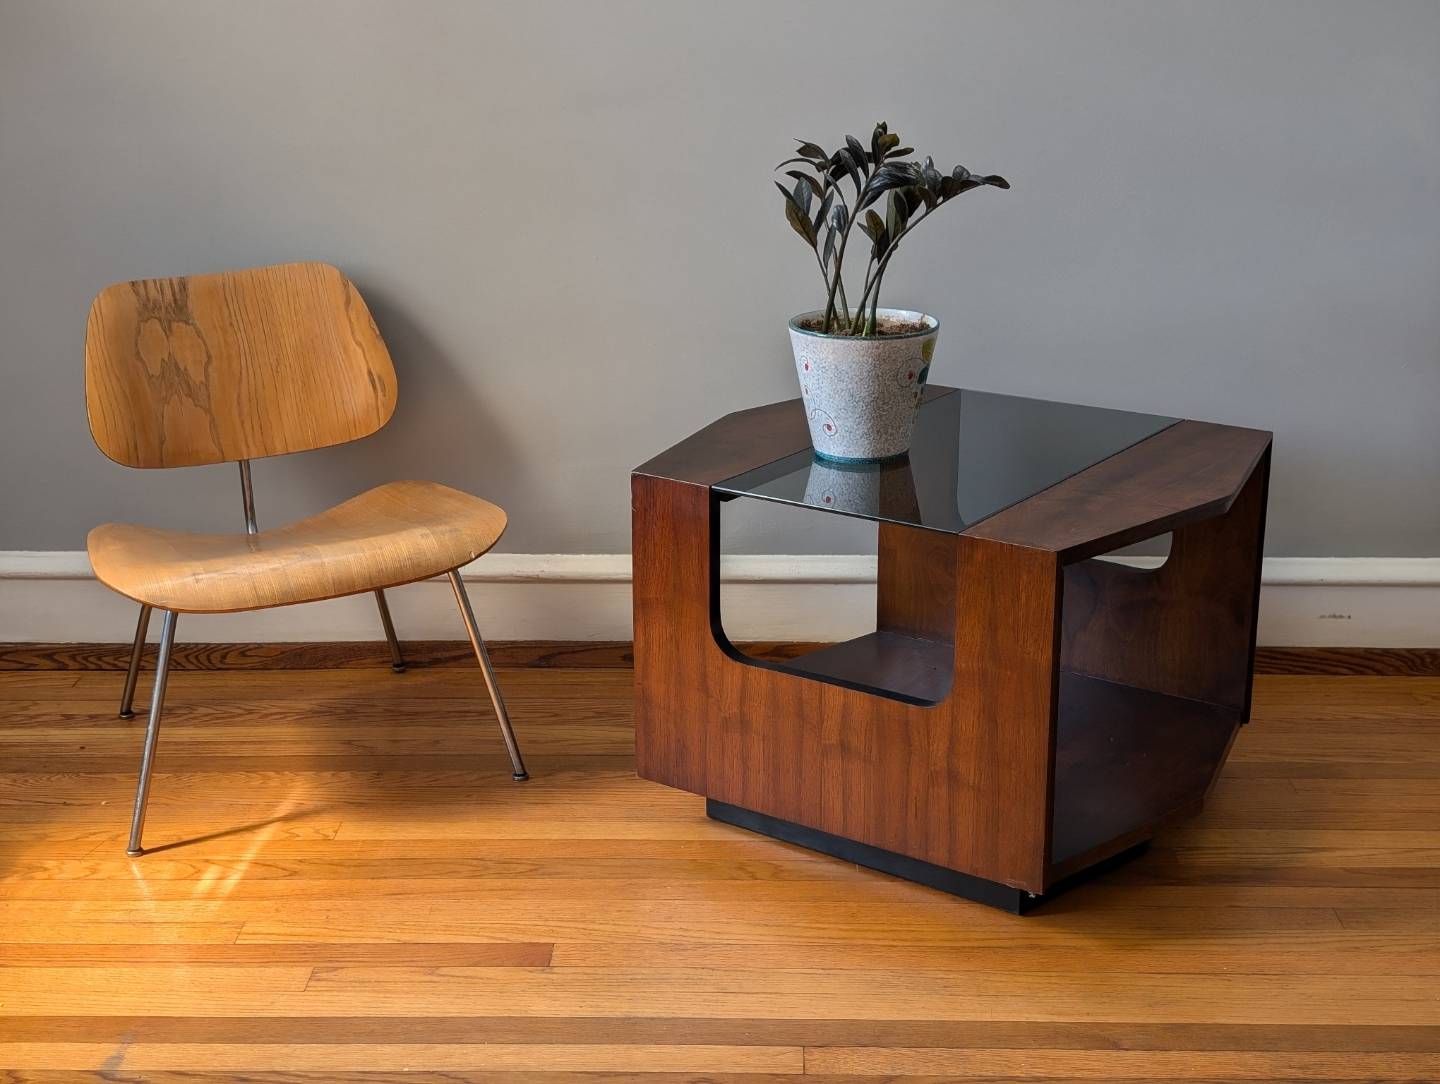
(789, 308, 939, 462)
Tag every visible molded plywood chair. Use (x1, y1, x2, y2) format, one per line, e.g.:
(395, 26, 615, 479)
(85, 262, 527, 856)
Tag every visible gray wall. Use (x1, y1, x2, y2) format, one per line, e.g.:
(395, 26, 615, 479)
(2, 0, 1437, 556)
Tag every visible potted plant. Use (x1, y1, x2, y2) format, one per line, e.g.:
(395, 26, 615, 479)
(777, 123, 1008, 461)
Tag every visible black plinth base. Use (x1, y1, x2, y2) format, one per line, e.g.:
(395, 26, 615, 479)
(706, 798, 1149, 914)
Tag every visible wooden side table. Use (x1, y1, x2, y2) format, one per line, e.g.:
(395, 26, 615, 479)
(632, 387, 1271, 912)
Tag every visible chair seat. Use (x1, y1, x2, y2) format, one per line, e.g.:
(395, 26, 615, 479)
(87, 480, 507, 613)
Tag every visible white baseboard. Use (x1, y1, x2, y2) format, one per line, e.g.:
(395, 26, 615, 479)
(1, 552, 1437, 646)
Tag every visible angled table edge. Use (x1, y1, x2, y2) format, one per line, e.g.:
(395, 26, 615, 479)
(962, 418, 1272, 562)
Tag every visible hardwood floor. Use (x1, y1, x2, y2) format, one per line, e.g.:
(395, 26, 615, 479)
(0, 662, 1437, 1080)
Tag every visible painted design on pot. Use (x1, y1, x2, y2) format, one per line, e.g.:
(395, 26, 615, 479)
(789, 308, 940, 461)
(808, 406, 839, 439)
(894, 359, 927, 389)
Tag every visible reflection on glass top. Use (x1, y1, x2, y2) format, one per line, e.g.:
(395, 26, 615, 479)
(713, 389, 1176, 533)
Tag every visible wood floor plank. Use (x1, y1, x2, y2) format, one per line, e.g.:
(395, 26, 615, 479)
(0, 965, 1432, 1024)
(0, 1068, 812, 1083)
(0, 1074, 813, 1083)
(0, 923, 243, 945)
(4, 1016, 1436, 1050)
(550, 933, 1440, 976)
(0, 943, 552, 967)
(0, 896, 1349, 935)
(4, 837, 829, 863)
(804, 1046, 1440, 1078)
(4, 877, 1435, 913)
(0, 855, 857, 885)
(0, 1042, 804, 1073)
(10, 771, 1440, 832)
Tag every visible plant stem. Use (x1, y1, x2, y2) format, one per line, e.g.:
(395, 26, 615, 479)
(821, 187, 860, 332)
(824, 232, 853, 332)
(812, 246, 831, 306)
(849, 252, 879, 335)
(867, 264, 884, 335)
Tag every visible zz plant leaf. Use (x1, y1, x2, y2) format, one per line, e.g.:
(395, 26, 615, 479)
(776, 123, 1009, 335)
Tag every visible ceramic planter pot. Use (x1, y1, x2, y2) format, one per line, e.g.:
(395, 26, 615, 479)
(789, 308, 939, 461)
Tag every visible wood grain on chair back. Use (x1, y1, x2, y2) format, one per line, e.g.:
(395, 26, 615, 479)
(85, 262, 397, 468)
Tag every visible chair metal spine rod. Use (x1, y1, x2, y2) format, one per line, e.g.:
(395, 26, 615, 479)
(374, 589, 406, 672)
(127, 608, 178, 857)
(238, 459, 258, 534)
(117, 604, 153, 719)
(447, 569, 528, 781)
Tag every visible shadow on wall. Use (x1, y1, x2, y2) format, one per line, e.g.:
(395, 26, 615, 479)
(277, 277, 536, 530)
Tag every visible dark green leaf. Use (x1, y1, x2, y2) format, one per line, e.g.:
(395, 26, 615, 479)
(841, 148, 866, 188)
(886, 189, 909, 239)
(794, 140, 829, 162)
(866, 210, 890, 260)
(786, 170, 824, 202)
(776, 181, 816, 246)
(922, 157, 943, 192)
(875, 161, 920, 186)
(831, 203, 848, 232)
(846, 134, 870, 174)
(885, 145, 913, 160)
(822, 224, 836, 269)
(833, 148, 864, 197)
(938, 166, 1011, 199)
(871, 122, 901, 163)
(857, 161, 918, 210)
(785, 197, 817, 246)
(813, 189, 834, 232)
(792, 177, 812, 217)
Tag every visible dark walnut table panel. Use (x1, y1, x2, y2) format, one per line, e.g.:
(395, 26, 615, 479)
(632, 386, 1271, 912)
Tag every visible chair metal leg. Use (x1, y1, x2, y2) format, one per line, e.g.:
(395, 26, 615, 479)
(373, 589, 406, 673)
(118, 604, 153, 719)
(127, 610, 177, 857)
(446, 570, 527, 781)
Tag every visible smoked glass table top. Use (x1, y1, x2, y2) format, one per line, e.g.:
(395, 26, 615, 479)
(712, 388, 1177, 533)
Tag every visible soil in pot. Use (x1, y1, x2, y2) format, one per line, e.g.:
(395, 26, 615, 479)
(793, 313, 932, 337)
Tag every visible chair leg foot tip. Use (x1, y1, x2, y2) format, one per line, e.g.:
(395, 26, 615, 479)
(118, 710, 135, 720)
(391, 664, 406, 674)
(125, 848, 143, 858)
(512, 771, 529, 782)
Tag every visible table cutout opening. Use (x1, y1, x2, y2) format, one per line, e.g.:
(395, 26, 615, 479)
(714, 496, 953, 706)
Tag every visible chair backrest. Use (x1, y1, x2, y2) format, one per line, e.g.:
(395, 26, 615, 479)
(85, 262, 397, 468)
